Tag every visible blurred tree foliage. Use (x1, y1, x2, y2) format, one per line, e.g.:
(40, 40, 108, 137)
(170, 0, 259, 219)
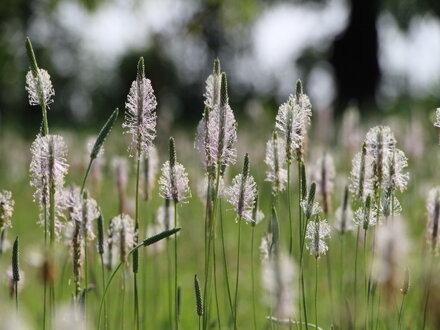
(0, 0, 438, 135)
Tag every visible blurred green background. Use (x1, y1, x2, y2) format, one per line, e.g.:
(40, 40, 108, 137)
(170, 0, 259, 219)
(1, 0, 440, 136)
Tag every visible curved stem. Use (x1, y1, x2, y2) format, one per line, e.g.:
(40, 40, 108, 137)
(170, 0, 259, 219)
(80, 159, 93, 194)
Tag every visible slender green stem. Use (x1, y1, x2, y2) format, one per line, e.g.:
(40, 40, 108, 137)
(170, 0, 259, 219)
(298, 161, 303, 254)
(398, 294, 406, 329)
(287, 163, 293, 255)
(233, 217, 242, 330)
(422, 254, 434, 329)
(167, 240, 173, 328)
(364, 229, 369, 330)
(203, 167, 222, 329)
(80, 159, 93, 194)
(15, 281, 18, 312)
(43, 204, 48, 330)
(212, 229, 221, 329)
(325, 250, 335, 326)
(354, 226, 360, 327)
(251, 226, 257, 330)
(134, 156, 141, 330)
(84, 232, 88, 315)
(99, 254, 108, 330)
(299, 220, 309, 330)
(174, 202, 179, 330)
(121, 268, 126, 328)
(41, 102, 49, 136)
(315, 258, 318, 330)
(49, 181, 55, 321)
(339, 234, 345, 326)
(219, 200, 234, 322)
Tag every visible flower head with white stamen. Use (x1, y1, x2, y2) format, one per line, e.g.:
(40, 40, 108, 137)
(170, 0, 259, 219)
(122, 57, 157, 158)
(305, 218, 331, 258)
(25, 69, 55, 107)
(195, 72, 237, 176)
(265, 131, 288, 195)
(349, 143, 374, 201)
(30, 134, 68, 238)
(262, 251, 297, 319)
(108, 214, 136, 264)
(354, 195, 378, 230)
(226, 154, 257, 223)
(0, 191, 14, 231)
(159, 138, 191, 203)
(275, 80, 312, 162)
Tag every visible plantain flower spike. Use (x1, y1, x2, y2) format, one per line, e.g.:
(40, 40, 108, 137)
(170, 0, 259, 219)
(109, 214, 136, 264)
(305, 217, 331, 258)
(349, 142, 374, 201)
(226, 153, 258, 223)
(0, 191, 14, 231)
(195, 67, 237, 177)
(265, 131, 288, 195)
(159, 137, 191, 203)
(30, 134, 69, 238)
(123, 57, 157, 158)
(275, 80, 312, 163)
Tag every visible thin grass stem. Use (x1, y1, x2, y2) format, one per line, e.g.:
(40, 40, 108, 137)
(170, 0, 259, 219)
(233, 216, 242, 330)
(251, 225, 257, 329)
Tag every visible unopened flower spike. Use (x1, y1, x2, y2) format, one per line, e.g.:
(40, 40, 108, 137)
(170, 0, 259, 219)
(301, 181, 321, 220)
